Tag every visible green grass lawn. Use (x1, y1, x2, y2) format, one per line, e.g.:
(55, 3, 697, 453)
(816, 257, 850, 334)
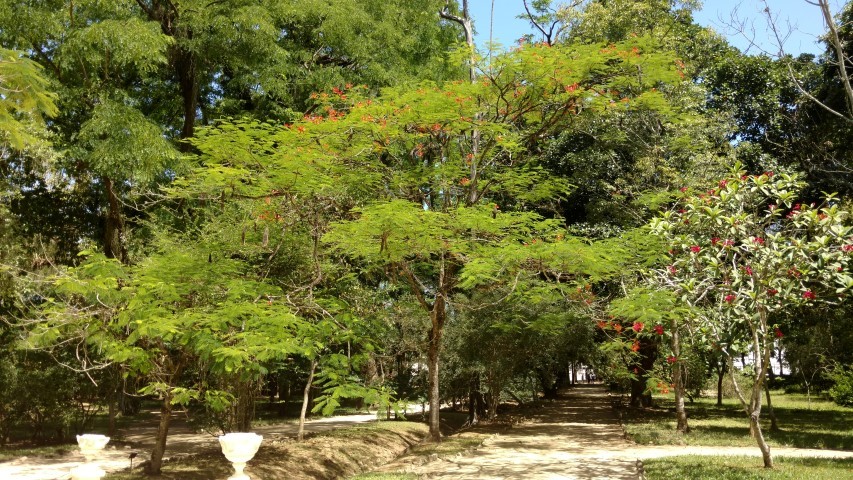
(623, 391, 853, 450)
(644, 456, 853, 480)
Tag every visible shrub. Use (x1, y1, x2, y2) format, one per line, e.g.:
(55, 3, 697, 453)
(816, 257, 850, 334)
(828, 368, 853, 407)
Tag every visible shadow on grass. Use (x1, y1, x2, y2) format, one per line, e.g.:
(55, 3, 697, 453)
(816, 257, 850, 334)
(644, 455, 853, 480)
(623, 395, 853, 450)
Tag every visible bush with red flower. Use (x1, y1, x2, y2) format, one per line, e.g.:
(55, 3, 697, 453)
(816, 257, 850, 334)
(649, 165, 853, 468)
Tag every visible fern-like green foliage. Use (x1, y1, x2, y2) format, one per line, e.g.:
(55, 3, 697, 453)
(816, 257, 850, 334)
(609, 287, 689, 325)
(0, 48, 58, 150)
(77, 100, 181, 181)
(31, 240, 314, 408)
(61, 18, 172, 79)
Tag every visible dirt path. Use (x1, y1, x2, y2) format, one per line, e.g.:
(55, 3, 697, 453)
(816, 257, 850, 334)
(376, 385, 853, 480)
(0, 411, 379, 480)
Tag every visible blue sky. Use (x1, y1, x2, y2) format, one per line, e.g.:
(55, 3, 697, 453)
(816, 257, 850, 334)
(466, 0, 844, 56)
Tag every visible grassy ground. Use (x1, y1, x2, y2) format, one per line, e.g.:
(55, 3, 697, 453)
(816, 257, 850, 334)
(644, 455, 853, 480)
(353, 416, 510, 479)
(104, 421, 428, 480)
(622, 391, 853, 450)
(0, 445, 75, 462)
(351, 474, 419, 480)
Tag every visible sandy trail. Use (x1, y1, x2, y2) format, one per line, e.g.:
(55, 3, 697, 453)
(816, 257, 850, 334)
(378, 385, 853, 480)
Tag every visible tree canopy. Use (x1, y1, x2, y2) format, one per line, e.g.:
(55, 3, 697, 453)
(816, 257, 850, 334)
(3, 0, 853, 473)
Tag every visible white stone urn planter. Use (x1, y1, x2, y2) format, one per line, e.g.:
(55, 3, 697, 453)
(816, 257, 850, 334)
(70, 434, 110, 480)
(219, 432, 263, 480)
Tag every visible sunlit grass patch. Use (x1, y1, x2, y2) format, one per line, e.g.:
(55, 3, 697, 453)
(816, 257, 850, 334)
(644, 455, 853, 480)
(623, 391, 853, 449)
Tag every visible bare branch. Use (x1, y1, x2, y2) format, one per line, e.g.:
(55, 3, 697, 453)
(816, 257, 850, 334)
(523, 0, 552, 45)
(758, 0, 853, 122)
(816, 0, 853, 116)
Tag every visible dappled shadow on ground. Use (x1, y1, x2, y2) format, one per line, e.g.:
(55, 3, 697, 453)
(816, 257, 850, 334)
(376, 385, 853, 479)
(624, 396, 853, 451)
(376, 385, 639, 479)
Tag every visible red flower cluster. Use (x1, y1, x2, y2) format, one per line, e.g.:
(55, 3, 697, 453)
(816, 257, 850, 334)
(331, 86, 347, 99)
(767, 288, 778, 296)
(803, 290, 816, 300)
(753, 237, 765, 245)
(744, 266, 753, 276)
(725, 294, 736, 303)
(667, 265, 677, 274)
(632, 322, 644, 332)
(787, 204, 802, 219)
(667, 356, 677, 364)
(690, 245, 701, 253)
(774, 328, 784, 338)
(843, 244, 853, 253)
(653, 325, 664, 335)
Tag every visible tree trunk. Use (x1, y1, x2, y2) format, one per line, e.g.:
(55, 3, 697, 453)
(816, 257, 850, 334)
(750, 408, 774, 468)
(427, 321, 442, 442)
(538, 370, 559, 400)
(467, 389, 479, 426)
(297, 359, 317, 441)
(777, 344, 784, 376)
(671, 320, 689, 433)
(175, 47, 198, 148)
(764, 380, 779, 432)
(729, 311, 775, 469)
(103, 177, 126, 262)
(233, 378, 255, 431)
(107, 390, 117, 438)
(467, 374, 480, 426)
(673, 362, 689, 433)
(728, 357, 773, 469)
(486, 371, 500, 421)
(716, 360, 727, 407)
(146, 398, 172, 475)
(278, 372, 292, 417)
(629, 340, 657, 407)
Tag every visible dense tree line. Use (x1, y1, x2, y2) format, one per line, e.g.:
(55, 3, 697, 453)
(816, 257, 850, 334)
(1, 0, 852, 473)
